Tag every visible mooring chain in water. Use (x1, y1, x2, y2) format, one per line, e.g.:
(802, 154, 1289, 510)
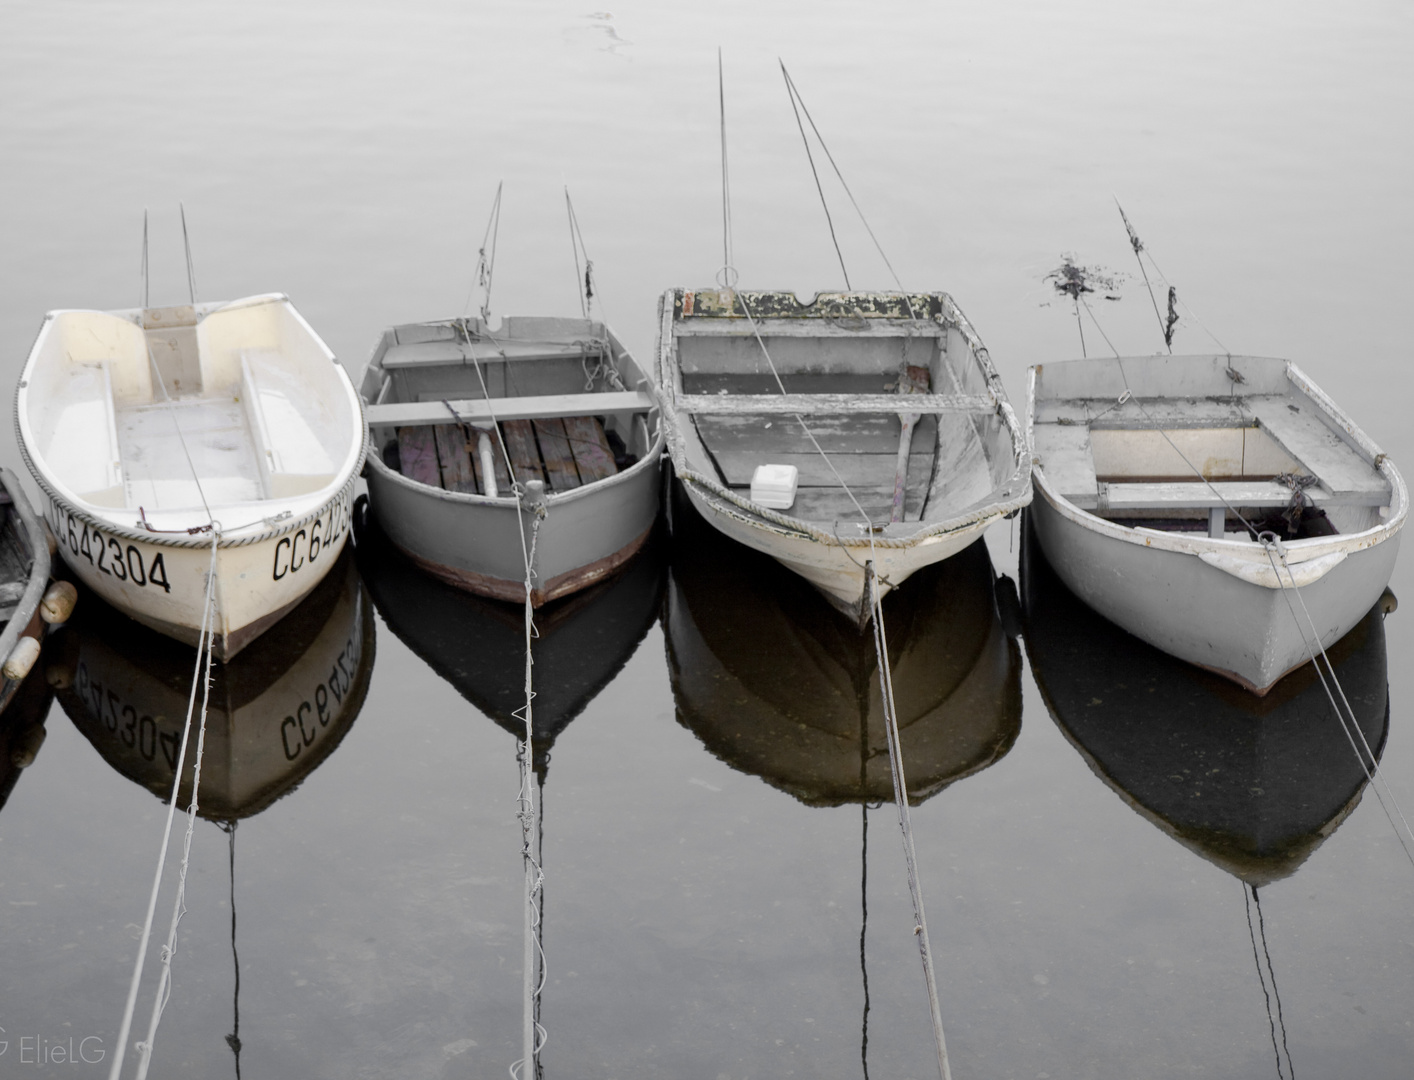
(867, 564, 952, 1080)
(109, 528, 221, 1080)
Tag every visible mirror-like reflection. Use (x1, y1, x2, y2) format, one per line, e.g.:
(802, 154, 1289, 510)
(1020, 514, 1390, 885)
(0, 658, 56, 814)
(665, 484, 1023, 806)
(49, 547, 375, 820)
(352, 495, 665, 775)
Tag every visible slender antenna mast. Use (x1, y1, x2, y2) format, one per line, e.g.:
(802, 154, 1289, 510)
(564, 188, 595, 319)
(717, 49, 737, 287)
(140, 210, 150, 309)
(1115, 198, 1172, 352)
(780, 60, 850, 289)
(466, 182, 504, 324)
(180, 203, 198, 305)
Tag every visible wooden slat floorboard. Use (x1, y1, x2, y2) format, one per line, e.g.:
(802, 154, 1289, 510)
(533, 418, 582, 491)
(432, 423, 478, 494)
(502, 420, 546, 486)
(397, 426, 442, 488)
(563, 416, 618, 482)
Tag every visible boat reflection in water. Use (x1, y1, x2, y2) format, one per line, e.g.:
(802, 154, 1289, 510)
(352, 497, 665, 775)
(666, 489, 1023, 806)
(0, 660, 56, 813)
(1021, 517, 1391, 885)
(50, 547, 375, 820)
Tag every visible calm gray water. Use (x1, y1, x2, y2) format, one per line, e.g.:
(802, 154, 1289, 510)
(2, 2, 1412, 1076)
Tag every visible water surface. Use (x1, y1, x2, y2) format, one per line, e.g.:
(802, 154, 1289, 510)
(2, 2, 1412, 1077)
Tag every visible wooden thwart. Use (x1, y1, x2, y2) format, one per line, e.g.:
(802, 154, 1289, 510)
(367, 391, 652, 427)
(676, 392, 993, 416)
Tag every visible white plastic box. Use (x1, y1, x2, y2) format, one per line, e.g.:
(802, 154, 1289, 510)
(750, 463, 799, 510)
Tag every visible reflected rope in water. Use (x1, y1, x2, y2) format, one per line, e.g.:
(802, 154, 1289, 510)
(1243, 883, 1295, 1079)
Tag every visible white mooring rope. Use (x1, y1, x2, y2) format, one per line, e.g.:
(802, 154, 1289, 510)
(109, 528, 220, 1080)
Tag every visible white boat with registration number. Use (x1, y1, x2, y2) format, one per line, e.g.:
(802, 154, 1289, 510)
(16, 294, 366, 660)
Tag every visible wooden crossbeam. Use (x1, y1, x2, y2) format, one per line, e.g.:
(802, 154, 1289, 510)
(366, 391, 653, 427)
(1064, 479, 1388, 511)
(674, 392, 994, 416)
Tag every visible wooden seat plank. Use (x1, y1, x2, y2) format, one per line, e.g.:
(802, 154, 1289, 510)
(694, 412, 938, 456)
(563, 416, 618, 482)
(432, 423, 478, 494)
(366, 391, 653, 427)
(532, 418, 582, 492)
(397, 426, 442, 489)
(1246, 395, 1388, 496)
(382, 339, 609, 370)
(1067, 479, 1388, 512)
(501, 420, 545, 486)
(677, 392, 993, 416)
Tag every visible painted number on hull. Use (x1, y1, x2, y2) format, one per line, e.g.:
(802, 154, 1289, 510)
(273, 495, 351, 582)
(280, 627, 365, 761)
(76, 661, 179, 767)
(50, 506, 171, 593)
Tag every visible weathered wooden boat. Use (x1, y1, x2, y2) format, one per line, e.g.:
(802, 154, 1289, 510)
(0, 650, 57, 815)
(1027, 354, 1406, 694)
(1022, 525, 1390, 884)
(51, 546, 373, 819)
(359, 315, 663, 604)
(16, 294, 366, 660)
(666, 486, 1020, 806)
(656, 288, 1030, 620)
(352, 497, 663, 776)
(0, 466, 75, 716)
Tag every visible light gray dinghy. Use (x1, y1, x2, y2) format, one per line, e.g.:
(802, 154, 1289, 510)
(360, 316, 663, 604)
(1027, 354, 1406, 695)
(656, 288, 1030, 621)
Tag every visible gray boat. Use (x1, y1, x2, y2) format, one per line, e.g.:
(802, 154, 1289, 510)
(1027, 354, 1405, 694)
(360, 316, 663, 604)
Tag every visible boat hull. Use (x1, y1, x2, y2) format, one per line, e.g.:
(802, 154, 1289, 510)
(41, 480, 355, 662)
(364, 449, 661, 606)
(679, 478, 990, 617)
(1029, 487, 1400, 694)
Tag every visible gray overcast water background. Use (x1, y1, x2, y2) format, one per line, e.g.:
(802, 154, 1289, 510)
(3, 2, 1413, 1077)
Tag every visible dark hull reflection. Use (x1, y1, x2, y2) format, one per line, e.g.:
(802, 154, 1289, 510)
(0, 659, 56, 813)
(1021, 516, 1389, 885)
(352, 497, 665, 775)
(51, 549, 374, 820)
(666, 485, 1023, 806)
